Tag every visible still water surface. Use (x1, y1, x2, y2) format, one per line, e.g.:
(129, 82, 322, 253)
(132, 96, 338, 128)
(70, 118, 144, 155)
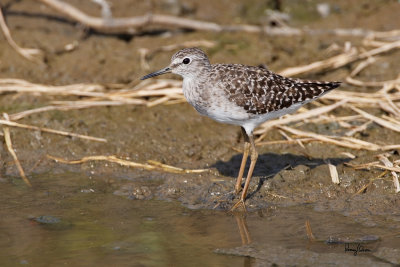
(0, 173, 395, 266)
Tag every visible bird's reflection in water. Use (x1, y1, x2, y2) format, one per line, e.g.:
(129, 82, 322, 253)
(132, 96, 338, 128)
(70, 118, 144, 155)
(234, 212, 253, 267)
(234, 212, 252, 245)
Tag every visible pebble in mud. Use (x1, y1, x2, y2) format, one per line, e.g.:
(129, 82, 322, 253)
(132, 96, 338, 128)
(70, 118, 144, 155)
(113, 183, 152, 200)
(32, 215, 61, 224)
(29, 215, 72, 230)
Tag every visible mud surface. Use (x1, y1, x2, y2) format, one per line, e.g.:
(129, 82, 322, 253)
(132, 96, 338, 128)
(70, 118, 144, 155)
(0, 0, 400, 265)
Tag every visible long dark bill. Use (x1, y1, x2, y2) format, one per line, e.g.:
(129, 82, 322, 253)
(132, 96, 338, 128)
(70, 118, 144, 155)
(140, 67, 171, 80)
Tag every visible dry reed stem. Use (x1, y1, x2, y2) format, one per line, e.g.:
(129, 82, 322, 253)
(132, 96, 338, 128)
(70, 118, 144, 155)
(345, 76, 400, 87)
(33, 0, 397, 38)
(344, 121, 371, 137)
(340, 152, 356, 159)
(280, 39, 400, 77)
(361, 164, 400, 172)
(2, 113, 32, 187)
(349, 57, 377, 77)
(47, 155, 209, 174)
(278, 125, 400, 152)
(256, 138, 316, 146)
(0, 79, 104, 96)
(327, 162, 340, 184)
(254, 99, 348, 140)
(0, 79, 184, 120)
(345, 161, 380, 170)
(322, 90, 400, 105)
(277, 125, 382, 150)
(279, 48, 358, 77)
(303, 115, 363, 124)
(0, 6, 43, 62)
(0, 119, 107, 142)
(350, 106, 400, 133)
(378, 155, 400, 193)
(382, 115, 400, 126)
(2, 77, 399, 125)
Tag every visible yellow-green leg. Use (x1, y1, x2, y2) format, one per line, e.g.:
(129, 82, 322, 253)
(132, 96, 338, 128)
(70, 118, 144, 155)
(235, 127, 250, 194)
(231, 133, 258, 212)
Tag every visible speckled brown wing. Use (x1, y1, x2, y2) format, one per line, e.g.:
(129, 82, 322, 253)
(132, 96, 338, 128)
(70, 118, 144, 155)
(214, 64, 340, 115)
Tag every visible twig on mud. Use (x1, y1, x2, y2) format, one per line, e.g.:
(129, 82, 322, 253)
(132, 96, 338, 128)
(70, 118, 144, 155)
(147, 160, 208, 173)
(0, 119, 107, 142)
(347, 155, 400, 193)
(352, 170, 388, 196)
(0, 6, 43, 62)
(91, 0, 112, 20)
(47, 154, 209, 174)
(2, 113, 32, 187)
(354, 180, 373, 196)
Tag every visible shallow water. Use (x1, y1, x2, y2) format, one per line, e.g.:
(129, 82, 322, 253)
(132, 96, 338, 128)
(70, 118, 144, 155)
(0, 173, 397, 266)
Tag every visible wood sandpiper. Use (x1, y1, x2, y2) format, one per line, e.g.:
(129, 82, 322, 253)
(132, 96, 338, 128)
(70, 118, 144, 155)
(141, 47, 340, 211)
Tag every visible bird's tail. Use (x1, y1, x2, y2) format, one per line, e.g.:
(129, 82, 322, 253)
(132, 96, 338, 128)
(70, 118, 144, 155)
(290, 79, 341, 101)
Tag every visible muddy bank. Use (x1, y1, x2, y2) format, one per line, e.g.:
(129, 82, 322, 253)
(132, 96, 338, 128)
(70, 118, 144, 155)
(216, 243, 399, 266)
(0, 0, 400, 224)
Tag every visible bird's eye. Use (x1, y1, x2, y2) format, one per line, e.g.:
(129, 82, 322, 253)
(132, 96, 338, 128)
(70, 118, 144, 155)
(182, 58, 190, 64)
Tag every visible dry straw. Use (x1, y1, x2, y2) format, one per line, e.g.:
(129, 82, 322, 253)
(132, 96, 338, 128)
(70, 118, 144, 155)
(47, 155, 209, 174)
(0, 11, 400, 190)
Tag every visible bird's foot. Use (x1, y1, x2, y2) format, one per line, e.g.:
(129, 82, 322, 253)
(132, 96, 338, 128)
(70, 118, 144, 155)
(230, 198, 247, 212)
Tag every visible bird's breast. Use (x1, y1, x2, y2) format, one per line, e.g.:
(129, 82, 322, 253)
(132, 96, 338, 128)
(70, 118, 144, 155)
(182, 78, 212, 115)
(182, 77, 251, 125)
